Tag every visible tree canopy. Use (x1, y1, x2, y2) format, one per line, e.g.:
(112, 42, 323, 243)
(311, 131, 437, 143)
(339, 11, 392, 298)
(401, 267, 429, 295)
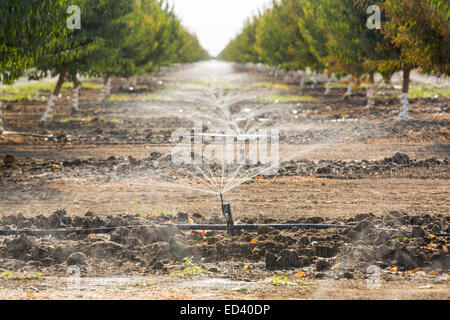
(1, 0, 209, 86)
(0, 0, 69, 84)
(220, 0, 449, 79)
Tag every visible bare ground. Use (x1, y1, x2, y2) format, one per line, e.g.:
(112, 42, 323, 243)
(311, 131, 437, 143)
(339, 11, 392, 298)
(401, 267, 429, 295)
(0, 61, 448, 299)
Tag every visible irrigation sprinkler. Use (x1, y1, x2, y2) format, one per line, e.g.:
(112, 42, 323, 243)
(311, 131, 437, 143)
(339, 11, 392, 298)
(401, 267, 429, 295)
(1, 189, 448, 238)
(220, 193, 235, 236)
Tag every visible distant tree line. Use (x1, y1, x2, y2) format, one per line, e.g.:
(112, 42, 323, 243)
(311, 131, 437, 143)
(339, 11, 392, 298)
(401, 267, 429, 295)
(219, 0, 449, 120)
(0, 0, 209, 121)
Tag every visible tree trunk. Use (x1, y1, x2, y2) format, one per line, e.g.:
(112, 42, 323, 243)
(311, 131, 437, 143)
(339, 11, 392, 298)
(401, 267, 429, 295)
(366, 72, 376, 108)
(311, 68, 319, 88)
(344, 78, 354, 100)
(53, 68, 68, 97)
(72, 82, 79, 112)
(0, 101, 4, 135)
(98, 73, 111, 101)
(104, 73, 110, 86)
(300, 72, 306, 87)
(104, 73, 111, 98)
(41, 67, 68, 122)
(324, 73, 332, 95)
(399, 67, 411, 121)
(311, 74, 317, 88)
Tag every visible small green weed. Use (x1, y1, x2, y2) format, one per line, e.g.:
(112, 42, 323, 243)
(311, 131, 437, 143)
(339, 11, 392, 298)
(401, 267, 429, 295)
(0, 271, 43, 280)
(80, 82, 103, 90)
(0, 82, 72, 101)
(186, 79, 245, 90)
(252, 82, 293, 91)
(258, 94, 318, 103)
(151, 207, 177, 218)
(108, 94, 132, 102)
(170, 257, 208, 277)
(60, 116, 94, 123)
(116, 280, 154, 290)
(130, 202, 176, 219)
(260, 275, 308, 286)
(409, 85, 450, 99)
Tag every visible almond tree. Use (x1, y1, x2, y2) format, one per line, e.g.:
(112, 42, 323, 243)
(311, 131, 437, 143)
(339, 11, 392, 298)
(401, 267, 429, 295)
(219, 16, 261, 64)
(33, 0, 133, 121)
(256, 0, 315, 80)
(297, 0, 331, 93)
(0, 0, 69, 85)
(92, 0, 208, 98)
(384, 0, 449, 120)
(0, 101, 3, 135)
(0, 0, 69, 134)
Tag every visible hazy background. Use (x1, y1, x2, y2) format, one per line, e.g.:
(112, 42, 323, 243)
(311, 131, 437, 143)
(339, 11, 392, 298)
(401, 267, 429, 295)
(168, 0, 272, 57)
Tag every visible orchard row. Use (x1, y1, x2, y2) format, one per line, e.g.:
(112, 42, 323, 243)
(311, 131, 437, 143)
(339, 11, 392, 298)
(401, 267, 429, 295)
(0, 0, 209, 122)
(219, 0, 449, 120)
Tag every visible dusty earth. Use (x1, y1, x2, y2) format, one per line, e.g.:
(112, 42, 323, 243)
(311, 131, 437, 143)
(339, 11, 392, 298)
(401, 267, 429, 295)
(0, 61, 448, 300)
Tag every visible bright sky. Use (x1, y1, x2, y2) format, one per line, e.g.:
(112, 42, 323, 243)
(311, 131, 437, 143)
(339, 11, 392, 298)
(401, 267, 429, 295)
(168, 0, 272, 57)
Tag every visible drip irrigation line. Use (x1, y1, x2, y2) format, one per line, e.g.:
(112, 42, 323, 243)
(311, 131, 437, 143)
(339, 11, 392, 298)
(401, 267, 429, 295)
(3, 131, 53, 138)
(0, 223, 448, 237)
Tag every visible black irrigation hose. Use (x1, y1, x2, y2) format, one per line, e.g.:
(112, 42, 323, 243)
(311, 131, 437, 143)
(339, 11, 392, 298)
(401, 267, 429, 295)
(176, 223, 354, 231)
(177, 224, 450, 237)
(0, 223, 448, 237)
(0, 226, 119, 236)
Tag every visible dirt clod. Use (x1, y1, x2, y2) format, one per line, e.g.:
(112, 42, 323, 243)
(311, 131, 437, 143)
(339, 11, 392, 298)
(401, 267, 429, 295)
(354, 220, 375, 233)
(67, 252, 88, 266)
(7, 235, 34, 259)
(411, 226, 426, 238)
(316, 259, 331, 271)
(257, 225, 276, 235)
(3, 154, 16, 165)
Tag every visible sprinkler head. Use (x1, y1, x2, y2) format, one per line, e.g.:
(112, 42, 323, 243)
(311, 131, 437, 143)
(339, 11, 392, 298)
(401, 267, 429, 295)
(219, 193, 234, 237)
(222, 203, 231, 215)
(224, 204, 234, 237)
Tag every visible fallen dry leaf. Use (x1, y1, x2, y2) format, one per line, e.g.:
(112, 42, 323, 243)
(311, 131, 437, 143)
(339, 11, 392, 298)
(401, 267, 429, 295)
(389, 266, 398, 273)
(407, 268, 420, 274)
